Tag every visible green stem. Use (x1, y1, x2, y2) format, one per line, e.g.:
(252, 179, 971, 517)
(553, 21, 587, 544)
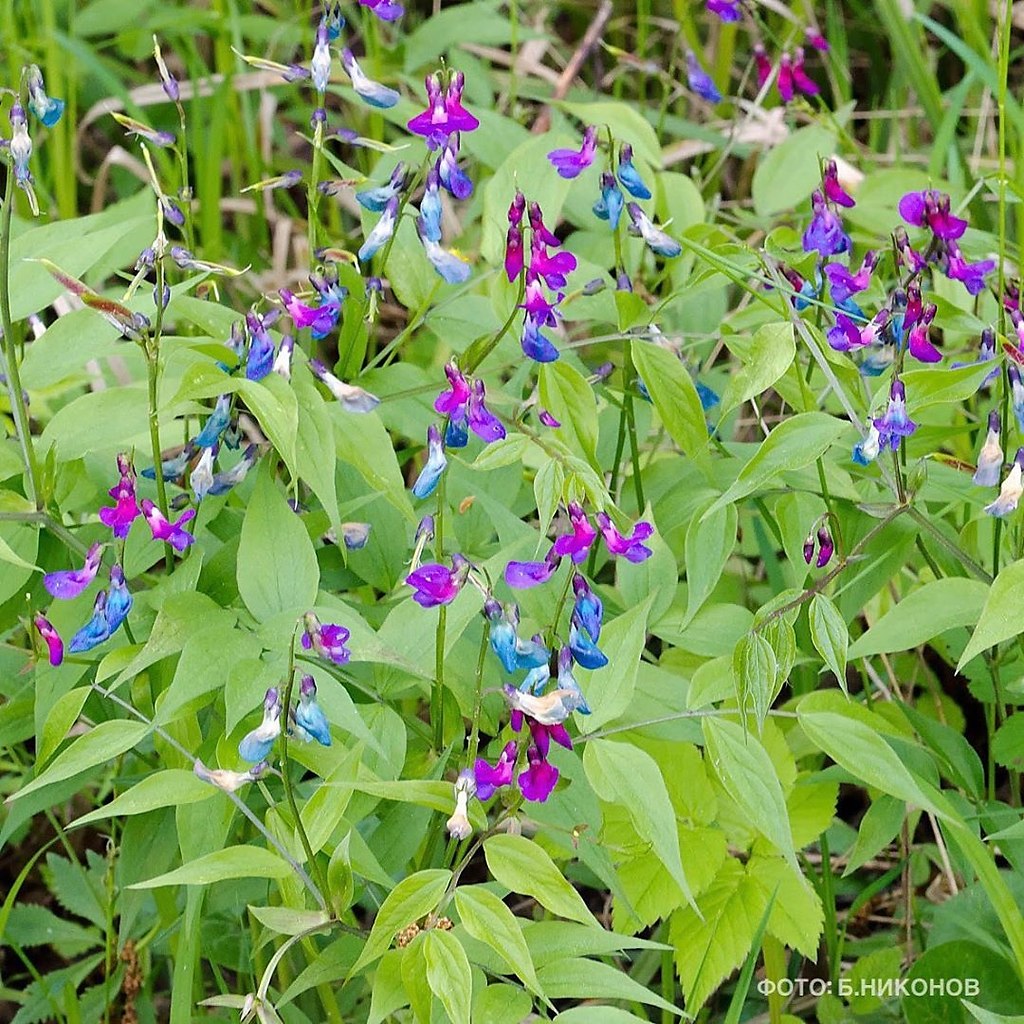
(147, 257, 175, 570)
(0, 160, 41, 508)
(307, 116, 325, 262)
(462, 275, 526, 375)
(279, 630, 331, 901)
(466, 622, 491, 769)
(623, 339, 646, 513)
(432, 472, 448, 752)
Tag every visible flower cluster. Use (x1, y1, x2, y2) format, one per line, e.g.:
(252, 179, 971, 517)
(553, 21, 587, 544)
(6, 66, 63, 216)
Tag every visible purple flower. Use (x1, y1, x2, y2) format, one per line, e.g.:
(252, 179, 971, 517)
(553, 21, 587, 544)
(358, 0, 404, 20)
(406, 554, 471, 608)
(985, 448, 1024, 517)
(518, 745, 559, 802)
(245, 313, 276, 380)
(407, 70, 479, 149)
(35, 615, 63, 667)
(438, 144, 473, 200)
(141, 499, 196, 552)
(596, 513, 654, 562)
(815, 527, 834, 568)
(467, 379, 505, 442)
(802, 190, 850, 256)
(411, 424, 448, 499)
(44, 542, 103, 600)
(945, 244, 994, 296)
(99, 460, 142, 539)
(505, 548, 561, 589)
(527, 239, 577, 291)
(827, 309, 888, 353)
(899, 189, 967, 241)
(873, 378, 917, 450)
(474, 741, 517, 800)
(552, 503, 597, 563)
(301, 612, 351, 664)
(547, 125, 598, 179)
(504, 225, 524, 283)
(707, 0, 742, 21)
(538, 409, 560, 428)
(686, 51, 721, 103)
(974, 410, 1003, 487)
(435, 362, 471, 418)
(824, 251, 877, 304)
(894, 227, 928, 275)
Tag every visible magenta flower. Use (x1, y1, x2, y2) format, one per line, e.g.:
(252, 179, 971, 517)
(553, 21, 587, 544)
(753, 44, 772, 89)
(827, 309, 888, 352)
(505, 548, 562, 589)
(434, 362, 471, 418)
(894, 227, 928, 274)
(474, 741, 517, 800)
(815, 527, 834, 568)
(822, 159, 855, 208)
(99, 456, 141, 539)
(301, 612, 351, 665)
(907, 303, 941, 363)
(527, 236, 577, 290)
(899, 189, 967, 241)
(406, 553, 471, 607)
(552, 503, 597, 563)
(35, 614, 63, 667)
(518, 745, 559, 802)
(547, 125, 598, 179)
(790, 49, 819, 97)
(824, 250, 877, 304)
(407, 70, 479, 150)
(504, 225, 524, 283)
(538, 410, 560, 428)
(44, 542, 103, 600)
(596, 512, 654, 562)
(141, 499, 196, 552)
(280, 288, 340, 336)
(945, 244, 995, 296)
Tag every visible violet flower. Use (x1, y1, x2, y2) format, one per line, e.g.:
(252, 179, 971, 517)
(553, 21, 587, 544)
(518, 745, 559, 802)
(873, 378, 917, 450)
(552, 502, 597, 563)
(505, 547, 562, 589)
(802, 190, 850, 256)
(547, 125, 598, 179)
(815, 528, 834, 568)
(474, 741, 517, 801)
(302, 612, 351, 665)
(467, 379, 505, 442)
(945, 243, 994, 296)
(907, 303, 941, 363)
(141, 499, 196, 552)
(35, 615, 63, 667)
(686, 51, 721, 103)
(407, 70, 479, 149)
(44, 542, 103, 600)
(707, 0, 742, 22)
(68, 592, 111, 654)
(899, 189, 967, 241)
(824, 251, 877, 304)
(406, 553, 471, 607)
(358, 0, 404, 20)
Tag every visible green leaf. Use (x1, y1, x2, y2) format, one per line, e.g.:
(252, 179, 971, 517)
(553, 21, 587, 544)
(748, 856, 822, 956)
(0, 530, 40, 572)
(350, 869, 453, 976)
(423, 929, 472, 1024)
(752, 125, 837, 217)
(992, 716, 1024, 773)
(631, 342, 708, 461)
(849, 577, 988, 659)
(705, 413, 848, 516)
(483, 834, 596, 926)
(128, 845, 292, 888)
(238, 374, 298, 475)
(584, 739, 696, 910)
(963, 1002, 1024, 1024)
(72, 769, 214, 827)
(534, 457, 565, 536)
(13, 720, 149, 802)
(294, 376, 340, 531)
(248, 906, 330, 936)
(719, 322, 796, 418)
(702, 717, 797, 870)
(554, 1011, 653, 1024)
(808, 594, 849, 692)
(684, 501, 736, 625)
(404, 0, 510, 71)
(455, 886, 541, 994)
(236, 466, 319, 621)
(732, 632, 777, 729)
(958, 560, 1024, 669)
(539, 362, 599, 467)
(332, 405, 414, 520)
(669, 858, 768, 1011)
(537, 957, 683, 1016)
(473, 434, 530, 470)
(796, 691, 941, 814)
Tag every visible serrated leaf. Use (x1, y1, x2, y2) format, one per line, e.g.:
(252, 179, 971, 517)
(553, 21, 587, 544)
(808, 593, 849, 693)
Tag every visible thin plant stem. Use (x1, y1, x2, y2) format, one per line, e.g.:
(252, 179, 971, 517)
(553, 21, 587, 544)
(147, 255, 175, 570)
(623, 339, 646, 512)
(466, 622, 491, 768)
(0, 159, 41, 508)
(432, 471, 448, 752)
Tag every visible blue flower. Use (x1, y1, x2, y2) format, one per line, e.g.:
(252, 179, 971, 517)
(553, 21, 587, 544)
(852, 424, 881, 466)
(617, 144, 651, 199)
(193, 394, 232, 449)
(569, 621, 608, 670)
(1010, 366, 1024, 431)
(572, 573, 603, 641)
(68, 593, 112, 654)
(26, 65, 64, 127)
(311, 20, 331, 94)
(411, 424, 448, 499)
(515, 634, 549, 671)
(419, 231, 472, 284)
(208, 443, 260, 495)
(438, 145, 473, 199)
(105, 565, 133, 633)
(984, 447, 1024, 518)
(486, 599, 520, 674)
(974, 410, 1004, 488)
(686, 51, 722, 103)
(627, 202, 681, 258)
(556, 646, 591, 714)
(358, 196, 399, 262)
(521, 318, 560, 363)
(292, 676, 332, 746)
(873, 377, 916, 451)
(419, 168, 443, 242)
(246, 319, 275, 381)
(356, 162, 407, 213)
(239, 688, 283, 762)
(593, 172, 624, 230)
(341, 49, 399, 108)
(142, 445, 195, 481)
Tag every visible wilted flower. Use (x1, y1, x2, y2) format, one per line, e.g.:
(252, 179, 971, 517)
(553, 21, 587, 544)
(340, 49, 399, 108)
(627, 202, 682, 258)
(446, 770, 475, 840)
(419, 229, 473, 285)
(572, 574, 603, 641)
(568, 620, 607, 669)
(209, 444, 260, 496)
(974, 411, 1003, 487)
(985, 448, 1024, 518)
(291, 676, 332, 746)
(105, 565, 133, 633)
(238, 688, 283, 762)
(309, 358, 380, 412)
(852, 424, 882, 466)
(194, 759, 269, 792)
(356, 162, 407, 213)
